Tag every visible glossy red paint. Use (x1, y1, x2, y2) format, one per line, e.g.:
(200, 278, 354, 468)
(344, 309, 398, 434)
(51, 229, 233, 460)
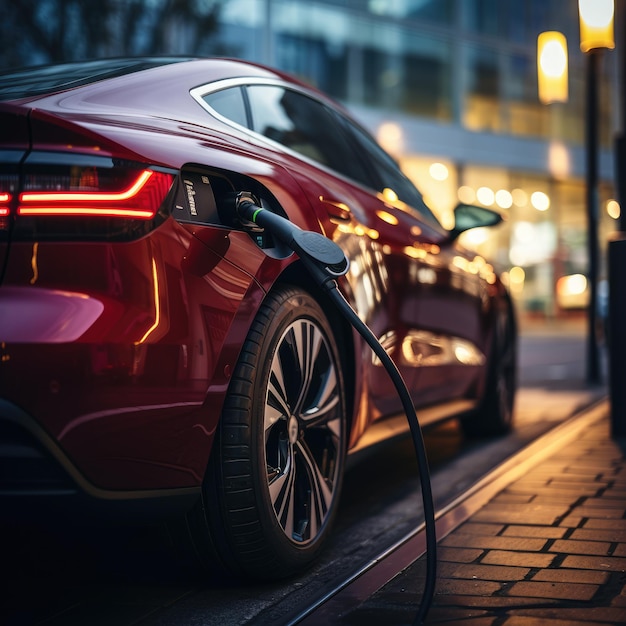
(0, 59, 515, 572)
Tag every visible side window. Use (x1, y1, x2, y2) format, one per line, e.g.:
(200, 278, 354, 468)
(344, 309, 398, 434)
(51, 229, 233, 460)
(341, 117, 442, 228)
(203, 87, 249, 128)
(246, 85, 370, 186)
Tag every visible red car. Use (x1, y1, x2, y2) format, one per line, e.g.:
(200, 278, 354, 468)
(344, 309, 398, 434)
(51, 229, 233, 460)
(0, 57, 515, 579)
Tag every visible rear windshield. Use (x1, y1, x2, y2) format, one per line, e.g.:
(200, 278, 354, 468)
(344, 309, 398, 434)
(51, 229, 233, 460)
(0, 57, 193, 101)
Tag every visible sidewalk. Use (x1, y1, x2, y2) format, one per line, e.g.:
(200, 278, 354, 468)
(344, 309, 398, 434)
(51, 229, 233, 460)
(342, 400, 626, 625)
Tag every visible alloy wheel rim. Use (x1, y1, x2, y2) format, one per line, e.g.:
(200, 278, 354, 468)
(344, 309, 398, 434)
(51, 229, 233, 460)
(263, 318, 342, 544)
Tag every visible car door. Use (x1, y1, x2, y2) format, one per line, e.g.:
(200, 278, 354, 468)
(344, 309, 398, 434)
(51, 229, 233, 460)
(336, 113, 489, 410)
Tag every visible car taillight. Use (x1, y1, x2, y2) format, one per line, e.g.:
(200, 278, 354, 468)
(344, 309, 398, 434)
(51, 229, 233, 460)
(0, 193, 10, 231)
(13, 157, 176, 241)
(19, 170, 169, 219)
(0, 164, 19, 232)
(0, 193, 10, 213)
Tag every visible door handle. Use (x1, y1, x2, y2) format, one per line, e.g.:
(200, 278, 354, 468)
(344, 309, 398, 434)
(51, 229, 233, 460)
(319, 196, 352, 222)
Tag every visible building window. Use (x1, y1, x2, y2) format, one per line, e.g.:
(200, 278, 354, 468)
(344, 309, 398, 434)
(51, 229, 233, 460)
(276, 34, 350, 101)
(506, 53, 549, 138)
(463, 46, 501, 133)
(360, 31, 452, 121)
(365, 0, 454, 24)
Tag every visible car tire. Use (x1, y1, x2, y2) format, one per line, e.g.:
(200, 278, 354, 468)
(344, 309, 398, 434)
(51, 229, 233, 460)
(462, 307, 516, 438)
(200, 285, 347, 580)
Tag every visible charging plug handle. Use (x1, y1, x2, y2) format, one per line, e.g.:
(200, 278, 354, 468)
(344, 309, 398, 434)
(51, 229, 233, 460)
(234, 192, 349, 278)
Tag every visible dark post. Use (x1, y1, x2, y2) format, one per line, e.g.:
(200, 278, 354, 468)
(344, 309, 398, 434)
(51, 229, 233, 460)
(610, 2, 626, 437)
(609, 237, 626, 437)
(618, 1, 626, 233)
(585, 50, 601, 385)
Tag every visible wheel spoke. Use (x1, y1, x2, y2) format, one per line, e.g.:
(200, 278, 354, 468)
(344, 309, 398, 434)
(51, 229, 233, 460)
(268, 444, 296, 537)
(295, 438, 334, 538)
(266, 356, 291, 430)
(293, 320, 323, 416)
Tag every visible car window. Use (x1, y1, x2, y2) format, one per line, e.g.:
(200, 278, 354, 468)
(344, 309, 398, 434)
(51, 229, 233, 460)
(202, 87, 249, 128)
(340, 116, 442, 228)
(245, 85, 370, 186)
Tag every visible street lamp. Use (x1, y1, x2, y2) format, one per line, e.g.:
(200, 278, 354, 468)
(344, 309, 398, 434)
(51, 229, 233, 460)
(579, 0, 616, 53)
(578, 0, 615, 385)
(537, 31, 569, 105)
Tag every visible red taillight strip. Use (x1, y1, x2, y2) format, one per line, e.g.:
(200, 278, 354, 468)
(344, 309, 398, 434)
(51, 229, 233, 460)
(17, 170, 173, 219)
(17, 206, 155, 218)
(0, 193, 11, 217)
(21, 170, 153, 203)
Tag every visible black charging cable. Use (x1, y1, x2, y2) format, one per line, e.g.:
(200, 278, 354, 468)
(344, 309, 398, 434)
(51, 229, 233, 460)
(231, 192, 436, 624)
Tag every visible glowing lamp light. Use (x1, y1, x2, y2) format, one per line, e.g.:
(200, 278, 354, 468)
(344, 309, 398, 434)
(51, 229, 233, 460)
(579, 0, 615, 53)
(495, 190, 513, 209)
(377, 122, 404, 154)
(462, 227, 489, 247)
(429, 162, 449, 181)
(512, 188, 528, 207)
(476, 186, 494, 206)
(548, 142, 571, 179)
(376, 209, 399, 226)
(537, 31, 569, 104)
(557, 273, 587, 297)
(457, 186, 476, 205)
(508, 266, 526, 296)
(531, 191, 550, 212)
(381, 187, 399, 203)
(607, 199, 620, 220)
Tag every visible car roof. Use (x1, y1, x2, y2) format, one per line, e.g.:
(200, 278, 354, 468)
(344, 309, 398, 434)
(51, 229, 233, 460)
(0, 56, 342, 130)
(0, 57, 199, 101)
(0, 57, 319, 104)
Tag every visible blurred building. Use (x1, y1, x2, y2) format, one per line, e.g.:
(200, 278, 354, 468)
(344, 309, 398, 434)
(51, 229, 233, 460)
(213, 0, 619, 321)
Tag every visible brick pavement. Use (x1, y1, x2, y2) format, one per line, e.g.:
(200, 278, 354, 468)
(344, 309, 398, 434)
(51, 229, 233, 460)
(343, 405, 626, 625)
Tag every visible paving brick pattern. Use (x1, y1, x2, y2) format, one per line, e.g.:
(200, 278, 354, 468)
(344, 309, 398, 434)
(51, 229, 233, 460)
(345, 415, 626, 625)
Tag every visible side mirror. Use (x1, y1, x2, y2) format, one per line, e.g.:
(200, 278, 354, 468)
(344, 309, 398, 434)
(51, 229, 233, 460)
(450, 203, 503, 240)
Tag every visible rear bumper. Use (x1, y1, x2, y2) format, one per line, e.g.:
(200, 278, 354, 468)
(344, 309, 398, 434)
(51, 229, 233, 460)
(0, 399, 200, 523)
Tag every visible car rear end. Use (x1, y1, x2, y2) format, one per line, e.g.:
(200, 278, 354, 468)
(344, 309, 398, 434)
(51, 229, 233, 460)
(0, 89, 227, 520)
